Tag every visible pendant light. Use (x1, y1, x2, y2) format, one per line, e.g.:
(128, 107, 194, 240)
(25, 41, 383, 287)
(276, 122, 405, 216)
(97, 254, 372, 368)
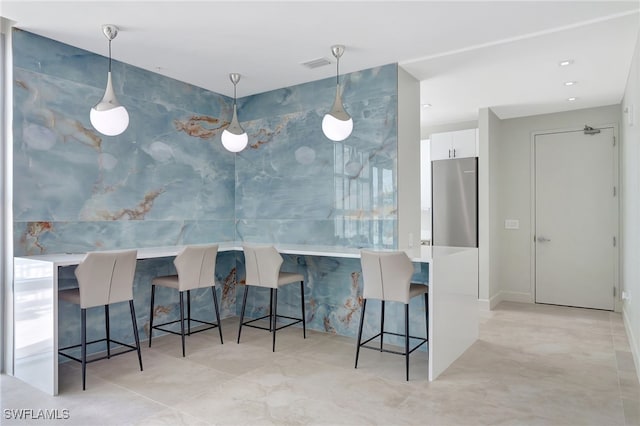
(322, 45, 353, 142)
(344, 146, 362, 177)
(221, 73, 248, 152)
(90, 24, 129, 136)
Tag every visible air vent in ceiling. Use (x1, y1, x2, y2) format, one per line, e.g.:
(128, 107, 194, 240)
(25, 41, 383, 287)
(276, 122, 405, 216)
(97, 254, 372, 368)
(301, 57, 332, 69)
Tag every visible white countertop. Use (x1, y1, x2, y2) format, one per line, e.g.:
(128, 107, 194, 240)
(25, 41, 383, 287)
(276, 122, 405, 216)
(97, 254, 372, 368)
(15, 242, 477, 266)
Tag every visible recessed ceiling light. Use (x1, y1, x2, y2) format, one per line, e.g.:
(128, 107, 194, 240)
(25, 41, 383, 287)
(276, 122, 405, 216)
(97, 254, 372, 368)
(422, 103, 432, 108)
(564, 81, 577, 86)
(559, 60, 574, 67)
(567, 97, 577, 102)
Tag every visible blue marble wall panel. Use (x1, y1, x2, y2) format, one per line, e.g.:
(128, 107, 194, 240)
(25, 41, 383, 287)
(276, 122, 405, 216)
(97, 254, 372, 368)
(14, 220, 235, 256)
(13, 30, 409, 358)
(235, 64, 398, 249)
(57, 251, 238, 356)
(235, 254, 429, 351)
(12, 30, 236, 256)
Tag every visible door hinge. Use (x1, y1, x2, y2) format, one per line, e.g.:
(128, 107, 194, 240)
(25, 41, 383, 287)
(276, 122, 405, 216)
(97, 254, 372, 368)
(614, 286, 617, 297)
(613, 236, 617, 247)
(614, 186, 617, 197)
(613, 136, 616, 146)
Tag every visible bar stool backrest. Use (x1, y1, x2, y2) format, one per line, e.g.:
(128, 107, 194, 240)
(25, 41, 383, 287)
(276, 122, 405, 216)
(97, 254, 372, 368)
(243, 245, 283, 288)
(360, 250, 414, 304)
(75, 249, 138, 309)
(173, 244, 219, 291)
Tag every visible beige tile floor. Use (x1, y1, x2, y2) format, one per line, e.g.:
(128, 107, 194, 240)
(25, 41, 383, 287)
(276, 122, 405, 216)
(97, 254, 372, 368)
(1, 301, 639, 425)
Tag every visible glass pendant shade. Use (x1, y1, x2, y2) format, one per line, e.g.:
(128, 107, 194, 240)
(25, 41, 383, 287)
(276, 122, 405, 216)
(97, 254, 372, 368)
(322, 45, 353, 142)
(322, 85, 353, 142)
(90, 72, 129, 136)
(222, 73, 248, 152)
(344, 146, 361, 176)
(221, 105, 248, 152)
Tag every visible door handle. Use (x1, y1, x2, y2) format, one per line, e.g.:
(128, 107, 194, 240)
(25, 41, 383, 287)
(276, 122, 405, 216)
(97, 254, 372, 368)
(537, 237, 551, 243)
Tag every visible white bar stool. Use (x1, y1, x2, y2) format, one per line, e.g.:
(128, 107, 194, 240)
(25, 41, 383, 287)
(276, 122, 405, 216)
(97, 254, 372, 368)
(237, 245, 306, 351)
(58, 249, 143, 390)
(355, 250, 428, 381)
(148, 244, 223, 357)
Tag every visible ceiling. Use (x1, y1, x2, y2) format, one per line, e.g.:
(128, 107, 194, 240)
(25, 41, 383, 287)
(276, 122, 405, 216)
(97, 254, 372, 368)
(2, 1, 639, 129)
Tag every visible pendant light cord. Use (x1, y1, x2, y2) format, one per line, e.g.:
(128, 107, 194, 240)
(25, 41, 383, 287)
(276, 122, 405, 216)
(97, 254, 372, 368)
(336, 55, 340, 86)
(233, 81, 237, 106)
(108, 38, 112, 73)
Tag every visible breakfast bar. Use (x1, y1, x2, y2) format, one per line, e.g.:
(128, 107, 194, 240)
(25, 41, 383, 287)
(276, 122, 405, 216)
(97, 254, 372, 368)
(12, 243, 478, 395)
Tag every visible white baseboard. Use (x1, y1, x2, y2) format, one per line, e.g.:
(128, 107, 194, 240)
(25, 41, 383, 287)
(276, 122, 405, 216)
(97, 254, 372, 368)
(478, 291, 532, 310)
(622, 305, 640, 384)
(489, 292, 505, 309)
(478, 298, 491, 311)
(500, 291, 534, 304)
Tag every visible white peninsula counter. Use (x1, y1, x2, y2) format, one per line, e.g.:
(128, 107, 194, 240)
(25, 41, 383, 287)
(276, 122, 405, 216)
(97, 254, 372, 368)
(12, 243, 478, 395)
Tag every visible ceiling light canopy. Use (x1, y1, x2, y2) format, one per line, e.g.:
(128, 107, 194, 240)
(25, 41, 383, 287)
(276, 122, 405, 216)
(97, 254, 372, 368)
(559, 59, 574, 67)
(564, 81, 577, 86)
(322, 45, 353, 142)
(221, 73, 249, 153)
(90, 24, 129, 136)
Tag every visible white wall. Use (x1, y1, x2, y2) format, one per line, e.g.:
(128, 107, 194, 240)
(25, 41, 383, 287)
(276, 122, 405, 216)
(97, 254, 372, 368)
(493, 105, 621, 306)
(621, 29, 640, 380)
(422, 120, 478, 140)
(420, 139, 431, 242)
(478, 108, 501, 306)
(397, 66, 421, 249)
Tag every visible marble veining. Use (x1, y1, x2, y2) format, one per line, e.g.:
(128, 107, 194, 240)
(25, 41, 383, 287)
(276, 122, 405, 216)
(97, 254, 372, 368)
(13, 30, 236, 257)
(12, 29, 404, 359)
(13, 29, 398, 256)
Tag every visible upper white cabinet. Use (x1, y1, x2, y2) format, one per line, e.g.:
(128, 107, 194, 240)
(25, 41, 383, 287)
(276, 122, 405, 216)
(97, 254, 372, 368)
(430, 128, 478, 160)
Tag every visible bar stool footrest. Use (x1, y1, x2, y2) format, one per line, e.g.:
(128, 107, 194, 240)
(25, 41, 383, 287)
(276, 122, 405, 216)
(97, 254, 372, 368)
(151, 318, 220, 336)
(59, 338, 138, 364)
(242, 314, 303, 332)
(359, 331, 428, 356)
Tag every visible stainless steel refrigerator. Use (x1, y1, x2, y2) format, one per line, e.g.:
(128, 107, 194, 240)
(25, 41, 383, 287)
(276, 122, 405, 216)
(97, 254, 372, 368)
(431, 157, 478, 247)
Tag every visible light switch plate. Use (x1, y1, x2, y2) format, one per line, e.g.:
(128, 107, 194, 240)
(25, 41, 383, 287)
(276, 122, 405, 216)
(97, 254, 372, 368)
(505, 219, 519, 230)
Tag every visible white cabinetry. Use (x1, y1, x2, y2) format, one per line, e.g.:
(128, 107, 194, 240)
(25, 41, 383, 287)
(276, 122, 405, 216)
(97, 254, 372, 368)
(430, 128, 478, 160)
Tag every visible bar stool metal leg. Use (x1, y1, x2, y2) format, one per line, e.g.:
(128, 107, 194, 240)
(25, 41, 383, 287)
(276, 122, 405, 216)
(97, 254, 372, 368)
(129, 300, 143, 371)
(300, 281, 306, 339)
(187, 289, 191, 335)
(268, 288, 274, 331)
(179, 291, 186, 357)
(237, 285, 249, 343)
(212, 286, 224, 344)
(81, 308, 87, 391)
(272, 289, 278, 352)
(105, 305, 111, 359)
(425, 293, 429, 341)
(148, 285, 156, 347)
(355, 299, 367, 368)
(405, 304, 410, 381)
(380, 300, 385, 351)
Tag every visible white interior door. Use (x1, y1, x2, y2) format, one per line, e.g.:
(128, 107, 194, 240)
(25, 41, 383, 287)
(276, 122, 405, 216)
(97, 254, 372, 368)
(535, 127, 617, 310)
